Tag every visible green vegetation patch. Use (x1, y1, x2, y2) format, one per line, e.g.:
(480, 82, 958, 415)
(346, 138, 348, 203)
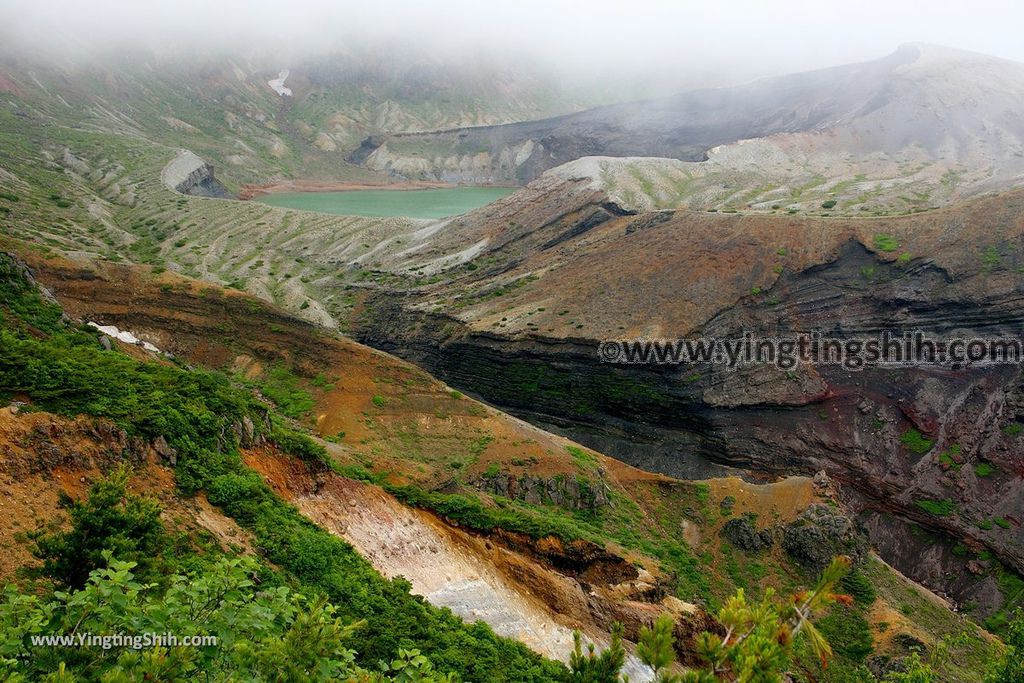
(900, 428, 933, 455)
(915, 498, 956, 517)
(565, 444, 597, 468)
(258, 364, 316, 419)
(873, 233, 900, 252)
(975, 462, 996, 477)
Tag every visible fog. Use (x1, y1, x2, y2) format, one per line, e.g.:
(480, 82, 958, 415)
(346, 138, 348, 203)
(3, 0, 1024, 90)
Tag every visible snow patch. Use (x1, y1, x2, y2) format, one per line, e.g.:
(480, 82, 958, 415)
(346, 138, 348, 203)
(88, 323, 161, 353)
(268, 69, 292, 97)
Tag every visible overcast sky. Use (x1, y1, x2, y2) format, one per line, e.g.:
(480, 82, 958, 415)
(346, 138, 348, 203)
(3, 0, 1023, 88)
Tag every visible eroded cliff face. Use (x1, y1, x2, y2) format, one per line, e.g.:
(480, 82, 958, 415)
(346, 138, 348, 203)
(162, 150, 230, 198)
(347, 187, 1024, 617)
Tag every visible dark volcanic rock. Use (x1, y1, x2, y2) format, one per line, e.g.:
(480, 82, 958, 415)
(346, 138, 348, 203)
(475, 470, 610, 510)
(721, 513, 774, 553)
(782, 505, 866, 571)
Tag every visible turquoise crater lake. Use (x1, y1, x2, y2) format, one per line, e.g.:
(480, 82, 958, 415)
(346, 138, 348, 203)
(255, 186, 515, 219)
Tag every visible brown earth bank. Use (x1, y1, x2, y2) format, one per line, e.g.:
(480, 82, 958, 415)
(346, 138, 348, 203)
(237, 179, 457, 200)
(0, 407, 254, 579)
(341, 174, 1024, 619)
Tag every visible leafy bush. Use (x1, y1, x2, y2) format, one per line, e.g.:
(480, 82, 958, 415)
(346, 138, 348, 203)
(259, 365, 315, 418)
(822, 200, 838, 209)
(568, 623, 625, 682)
(386, 484, 592, 543)
(270, 424, 330, 466)
(985, 609, 1023, 682)
(31, 467, 164, 589)
(840, 570, 878, 606)
(817, 606, 874, 662)
(0, 554, 453, 682)
(566, 444, 597, 467)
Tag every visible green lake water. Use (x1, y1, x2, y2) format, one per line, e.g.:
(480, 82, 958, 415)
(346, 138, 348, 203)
(256, 186, 515, 219)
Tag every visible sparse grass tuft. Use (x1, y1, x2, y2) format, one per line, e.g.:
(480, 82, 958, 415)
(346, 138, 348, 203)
(873, 233, 900, 252)
(915, 498, 956, 517)
(900, 428, 933, 455)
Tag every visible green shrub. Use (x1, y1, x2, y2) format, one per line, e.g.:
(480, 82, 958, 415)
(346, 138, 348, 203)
(840, 570, 878, 606)
(985, 609, 1024, 681)
(312, 372, 335, 389)
(983, 245, 1002, 268)
(821, 200, 837, 209)
(0, 553, 455, 682)
(271, 425, 330, 466)
(900, 429, 933, 455)
(386, 484, 591, 544)
(817, 605, 874, 662)
(975, 462, 996, 477)
(566, 444, 597, 467)
(30, 467, 164, 589)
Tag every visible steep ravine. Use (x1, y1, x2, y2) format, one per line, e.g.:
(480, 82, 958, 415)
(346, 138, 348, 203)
(350, 240, 1024, 618)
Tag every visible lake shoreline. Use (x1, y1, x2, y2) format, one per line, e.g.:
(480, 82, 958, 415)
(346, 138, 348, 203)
(238, 179, 518, 201)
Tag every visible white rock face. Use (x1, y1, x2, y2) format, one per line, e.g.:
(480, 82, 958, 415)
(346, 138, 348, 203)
(88, 323, 161, 353)
(294, 476, 654, 681)
(268, 69, 292, 97)
(161, 150, 208, 190)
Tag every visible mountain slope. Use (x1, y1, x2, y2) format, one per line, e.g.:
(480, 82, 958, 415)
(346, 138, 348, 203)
(341, 171, 1024, 628)
(0, 46, 610, 191)
(360, 44, 1024, 213)
(0, 241, 998, 681)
